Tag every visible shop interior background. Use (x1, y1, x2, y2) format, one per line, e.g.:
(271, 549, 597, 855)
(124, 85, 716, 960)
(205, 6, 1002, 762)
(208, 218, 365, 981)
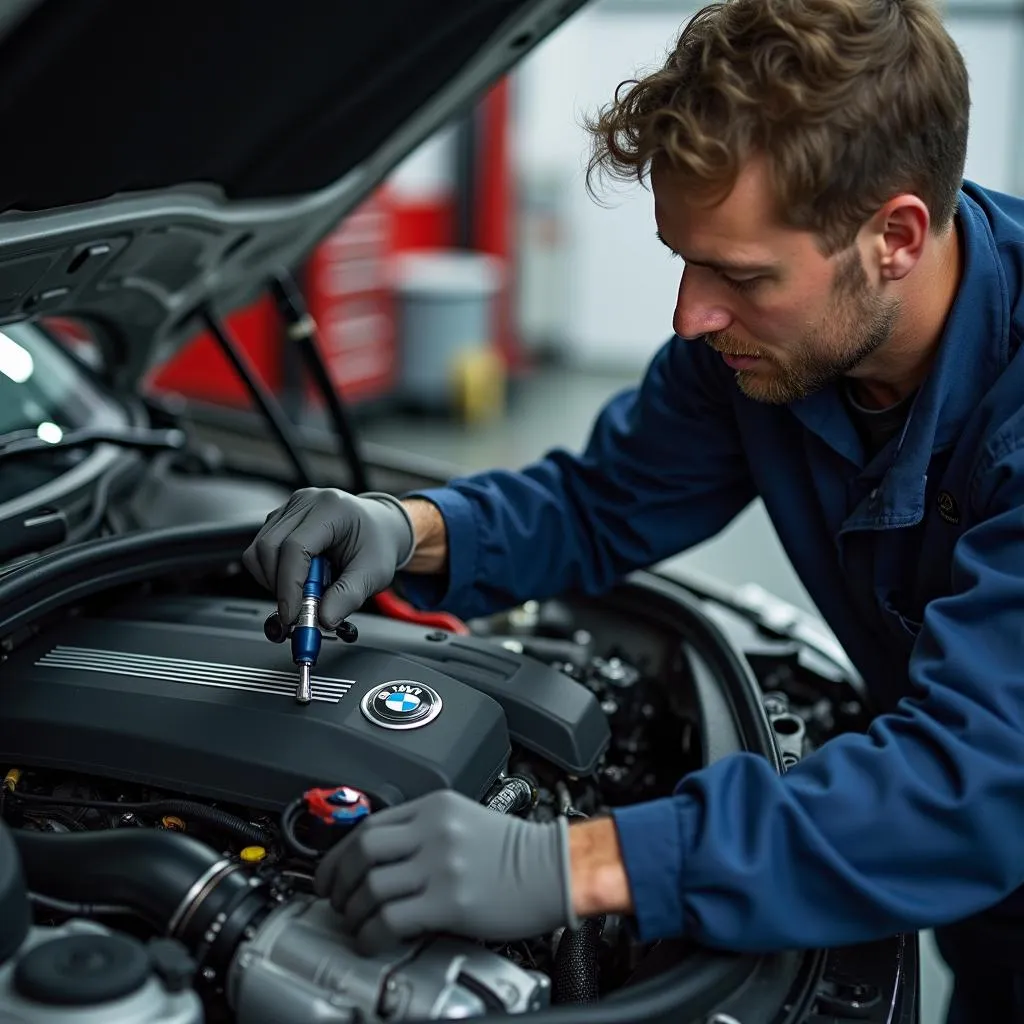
(135, 4, 1024, 1020)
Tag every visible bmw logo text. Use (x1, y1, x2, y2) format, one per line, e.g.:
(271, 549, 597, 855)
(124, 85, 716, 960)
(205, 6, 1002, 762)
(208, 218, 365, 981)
(360, 680, 443, 730)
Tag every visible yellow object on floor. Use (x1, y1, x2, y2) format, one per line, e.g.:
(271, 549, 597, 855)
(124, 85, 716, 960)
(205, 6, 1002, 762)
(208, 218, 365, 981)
(451, 347, 506, 425)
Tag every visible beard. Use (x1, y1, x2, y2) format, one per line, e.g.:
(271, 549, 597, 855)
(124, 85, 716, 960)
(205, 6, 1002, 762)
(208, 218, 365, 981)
(708, 247, 900, 405)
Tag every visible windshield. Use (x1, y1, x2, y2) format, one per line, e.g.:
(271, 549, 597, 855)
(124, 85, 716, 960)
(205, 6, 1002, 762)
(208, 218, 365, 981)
(0, 322, 128, 504)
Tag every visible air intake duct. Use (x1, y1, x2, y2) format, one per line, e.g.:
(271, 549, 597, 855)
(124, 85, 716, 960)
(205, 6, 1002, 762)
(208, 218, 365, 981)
(11, 829, 271, 972)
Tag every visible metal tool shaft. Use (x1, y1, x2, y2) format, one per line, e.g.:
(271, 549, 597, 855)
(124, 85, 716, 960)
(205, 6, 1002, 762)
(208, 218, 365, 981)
(296, 663, 312, 705)
(291, 557, 328, 704)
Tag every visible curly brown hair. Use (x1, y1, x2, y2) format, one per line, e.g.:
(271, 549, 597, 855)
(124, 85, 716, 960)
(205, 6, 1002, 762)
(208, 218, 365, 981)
(585, 0, 970, 254)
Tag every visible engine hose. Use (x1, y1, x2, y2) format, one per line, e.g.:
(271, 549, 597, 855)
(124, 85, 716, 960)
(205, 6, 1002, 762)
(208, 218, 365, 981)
(10, 828, 270, 970)
(485, 776, 536, 816)
(8, 791, 270, 846)
(552, 915, 605, 1005)
(146, 799, 270, 846)
(29, 892, 134, 917)
(280, 798, 321, 860)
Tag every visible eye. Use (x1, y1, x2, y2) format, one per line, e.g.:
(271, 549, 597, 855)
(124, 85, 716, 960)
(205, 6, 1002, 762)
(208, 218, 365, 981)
(721, 274, 762, 294)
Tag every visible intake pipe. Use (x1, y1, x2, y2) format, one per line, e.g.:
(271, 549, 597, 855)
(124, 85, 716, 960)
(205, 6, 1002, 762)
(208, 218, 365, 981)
(11, 828, 271, 971)
(553, 915, 605, 1004)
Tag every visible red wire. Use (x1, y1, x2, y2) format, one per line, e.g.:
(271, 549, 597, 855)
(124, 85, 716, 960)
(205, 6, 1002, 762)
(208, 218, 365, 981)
(374, 588, 470, 635)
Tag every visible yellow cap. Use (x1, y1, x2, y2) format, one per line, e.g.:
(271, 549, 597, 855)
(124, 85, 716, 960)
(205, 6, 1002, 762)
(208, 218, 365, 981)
(161, 816, 186, 831)
(240, 846, 266, 864)
(3, 769, 21, 792)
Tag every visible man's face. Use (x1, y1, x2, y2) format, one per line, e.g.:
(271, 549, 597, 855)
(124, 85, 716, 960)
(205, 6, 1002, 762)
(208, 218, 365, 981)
(652, 158, 900, 404)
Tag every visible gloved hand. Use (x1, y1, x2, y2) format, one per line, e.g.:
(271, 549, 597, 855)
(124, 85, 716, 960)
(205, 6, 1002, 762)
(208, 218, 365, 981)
(243, 488, 415, 628)
(314, 790, 579, 956)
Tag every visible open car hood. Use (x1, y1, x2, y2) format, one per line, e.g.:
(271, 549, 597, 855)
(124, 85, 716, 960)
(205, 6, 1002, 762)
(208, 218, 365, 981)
(0, 0, 585, 391)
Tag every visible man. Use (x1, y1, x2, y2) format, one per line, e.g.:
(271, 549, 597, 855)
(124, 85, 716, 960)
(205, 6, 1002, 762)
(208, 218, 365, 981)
(244, 0, 1024, 1019)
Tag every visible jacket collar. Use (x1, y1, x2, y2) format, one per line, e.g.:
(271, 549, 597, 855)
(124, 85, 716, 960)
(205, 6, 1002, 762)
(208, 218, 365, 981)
(789, 186, 1012, 531)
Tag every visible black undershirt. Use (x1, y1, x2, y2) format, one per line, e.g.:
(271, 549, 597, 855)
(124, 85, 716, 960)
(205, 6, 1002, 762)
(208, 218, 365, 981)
(841, 382, 915, 459)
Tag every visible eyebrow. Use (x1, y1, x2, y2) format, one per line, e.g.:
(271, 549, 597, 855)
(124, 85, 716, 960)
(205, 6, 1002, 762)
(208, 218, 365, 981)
(655, 231, 779, 276)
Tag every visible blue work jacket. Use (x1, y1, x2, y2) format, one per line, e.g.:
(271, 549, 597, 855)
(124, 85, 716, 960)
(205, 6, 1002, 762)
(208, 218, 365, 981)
(401, 180, 1024, 951)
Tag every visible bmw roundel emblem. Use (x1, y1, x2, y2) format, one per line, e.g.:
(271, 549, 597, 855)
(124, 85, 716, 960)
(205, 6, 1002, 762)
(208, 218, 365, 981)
(360, 680, 443, 730)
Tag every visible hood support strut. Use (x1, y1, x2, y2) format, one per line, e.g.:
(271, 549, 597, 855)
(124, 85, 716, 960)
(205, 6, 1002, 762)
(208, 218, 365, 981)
(268, 271, 370, 495)
(200, 267, 373, 497)
(200, 304, 315, 490)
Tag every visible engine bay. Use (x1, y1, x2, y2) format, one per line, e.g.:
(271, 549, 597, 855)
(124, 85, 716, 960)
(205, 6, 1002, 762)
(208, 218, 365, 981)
(0, 594, 605, 810)
(0, 548, 871, 1023)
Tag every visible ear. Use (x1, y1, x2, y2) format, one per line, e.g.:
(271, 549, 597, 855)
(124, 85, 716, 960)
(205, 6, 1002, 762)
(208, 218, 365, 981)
(866, 195, 930, 282)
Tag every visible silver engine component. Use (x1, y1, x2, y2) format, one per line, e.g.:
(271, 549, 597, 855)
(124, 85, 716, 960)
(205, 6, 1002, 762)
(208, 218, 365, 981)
(227, 896, 551, 1023)
(0, 920, 202, 1024)
(764, 692, 808, 769)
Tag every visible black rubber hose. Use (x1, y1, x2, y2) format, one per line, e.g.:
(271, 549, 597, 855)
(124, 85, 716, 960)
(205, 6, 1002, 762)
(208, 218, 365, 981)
(7, 792, 270, 847)
(11, 828, 223, 932)
(280, 798, 320, 860)
(148, 800, 270, 846)
(66, 457, 139, 543)
(485, 776, 536, 816)
(553, 916, 605, 1004)
(11, 829, 270, 969)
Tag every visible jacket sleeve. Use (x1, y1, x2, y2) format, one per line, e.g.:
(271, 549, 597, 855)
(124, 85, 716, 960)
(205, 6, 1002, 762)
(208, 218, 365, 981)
(612, 432, 1024, 948)
(396, 335, 756, 621)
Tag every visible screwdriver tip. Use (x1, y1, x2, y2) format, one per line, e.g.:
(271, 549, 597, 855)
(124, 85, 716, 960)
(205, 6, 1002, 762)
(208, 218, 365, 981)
(296, 662, 312, 705)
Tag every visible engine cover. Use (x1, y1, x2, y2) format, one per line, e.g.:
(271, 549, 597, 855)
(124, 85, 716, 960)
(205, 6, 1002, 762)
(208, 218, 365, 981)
(0, 597, 517, 810)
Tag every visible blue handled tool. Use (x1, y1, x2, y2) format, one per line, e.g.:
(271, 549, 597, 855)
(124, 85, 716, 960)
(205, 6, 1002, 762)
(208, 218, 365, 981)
(292, 556, 328, 704)
(262, 556, 358, 705)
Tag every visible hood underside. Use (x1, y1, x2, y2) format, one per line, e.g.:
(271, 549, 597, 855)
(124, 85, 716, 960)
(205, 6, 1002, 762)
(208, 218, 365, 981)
(0, 0, 586, 388)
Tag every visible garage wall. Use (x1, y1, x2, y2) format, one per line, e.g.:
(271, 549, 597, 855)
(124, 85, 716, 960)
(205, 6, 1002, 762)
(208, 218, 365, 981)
(512, 0, 1024, 371)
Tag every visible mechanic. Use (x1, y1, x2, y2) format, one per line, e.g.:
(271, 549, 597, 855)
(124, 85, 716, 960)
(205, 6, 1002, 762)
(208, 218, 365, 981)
(244, 1, 1024, 1019)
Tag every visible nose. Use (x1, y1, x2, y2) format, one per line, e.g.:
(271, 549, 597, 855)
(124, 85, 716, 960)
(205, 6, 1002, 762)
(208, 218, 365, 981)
(673, 267, 733, 340)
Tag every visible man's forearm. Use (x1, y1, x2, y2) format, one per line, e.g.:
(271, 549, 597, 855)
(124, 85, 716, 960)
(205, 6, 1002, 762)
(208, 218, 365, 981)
(568, 817, 635, 918)
(400, 497, 634, 921)
(401, 498, 449, 574)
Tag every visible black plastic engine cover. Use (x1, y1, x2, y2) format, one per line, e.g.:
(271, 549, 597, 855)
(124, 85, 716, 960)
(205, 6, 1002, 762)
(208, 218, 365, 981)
(0, 599, 517, 810)
(97, 595, 612, 776)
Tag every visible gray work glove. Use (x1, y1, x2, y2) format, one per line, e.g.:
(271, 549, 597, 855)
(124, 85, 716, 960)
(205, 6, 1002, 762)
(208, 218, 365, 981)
(314, 789, 579, 957)
(242, 488, 415, 628)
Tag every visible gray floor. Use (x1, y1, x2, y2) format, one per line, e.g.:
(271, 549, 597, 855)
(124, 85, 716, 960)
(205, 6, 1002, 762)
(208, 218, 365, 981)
(361, 364, 953, 1023)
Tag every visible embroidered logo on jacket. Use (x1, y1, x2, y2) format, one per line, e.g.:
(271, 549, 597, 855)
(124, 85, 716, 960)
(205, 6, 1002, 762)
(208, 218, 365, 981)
(937, 491, 961, 526)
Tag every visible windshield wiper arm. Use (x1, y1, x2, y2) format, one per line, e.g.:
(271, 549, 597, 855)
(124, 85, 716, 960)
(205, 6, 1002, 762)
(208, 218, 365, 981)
(0, 426, 186, 463)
